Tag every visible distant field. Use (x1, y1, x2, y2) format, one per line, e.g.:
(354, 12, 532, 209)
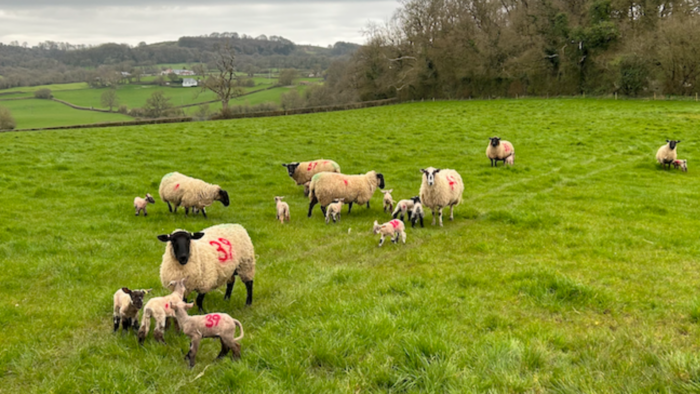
(184, 85, 311, 115)
(1, 99, 700, 392)
(0, 98, 132, 129)
(1, 82, 90, 93)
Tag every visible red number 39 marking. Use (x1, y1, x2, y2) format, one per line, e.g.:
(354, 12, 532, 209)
(205, 314, 221, 328)
(209, 238, 233, 263)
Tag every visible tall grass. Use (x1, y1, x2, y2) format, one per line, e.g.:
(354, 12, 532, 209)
(1, 99, 699, 392)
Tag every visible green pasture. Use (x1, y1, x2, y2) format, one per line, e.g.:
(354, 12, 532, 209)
(0, 98, 132, 129)
(0, 82, 90, 94)
(185, 85, 310, 115)
(1, 99, 700, 392)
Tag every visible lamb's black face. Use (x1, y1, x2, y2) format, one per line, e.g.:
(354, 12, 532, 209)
(157, 231, 205, 265)
(667, 140, 680, 150)
(282, 163, 300, 177)
(411, 196, 421, 203)
(218, 189, 230, 207)
(490, 137, 501, 147)
(122, 288, 146, 309)
(376, 173, 385, 189)
(146, 195, 156, 204)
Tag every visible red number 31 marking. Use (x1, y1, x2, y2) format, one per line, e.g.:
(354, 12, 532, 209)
(209, 238, 233, 263)
(205, 314, 221, 328)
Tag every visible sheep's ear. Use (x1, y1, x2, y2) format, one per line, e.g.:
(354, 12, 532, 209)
(168, 280, 177, 288)
(281, 163, 288, 167)
(122, 287, 132, 294)
(145, 288, 152, 294)
(434, 168, 441, 173)
(677, 140, 681, 143)
(666, 139, 670, 142)
(157, 234, 170, 242)
(184, 302, 195, 310)
(191, 232, 205, 240)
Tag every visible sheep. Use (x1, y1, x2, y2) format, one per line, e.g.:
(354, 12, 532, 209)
(656, 140, 681, 170)
(419, 167, 464, 226)
(134, 193, 155, 216)
(274, 196, 290, 224)
(673, 159, 688, 172)
(325, 198, 345, 224)
(158, 172, 230, 218)
(158, 224, 256, 313)
(410, 198, 425, 228)
(373, 219, 406, 247)
(381, 189, 395, 213)
(486, 137, 515, 167)
(391, 198, 417, 221)
(170, 300, 244, 368)
(113, 287, 150, 333)
(307, 170, 385, 217)
(282, 160, 341, 190)
(137, 277, 188, 344)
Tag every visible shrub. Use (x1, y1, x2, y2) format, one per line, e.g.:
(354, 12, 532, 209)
(117, 105, 128, 114)
(34, 89, 53, 99)
(0, 106, 16, 130)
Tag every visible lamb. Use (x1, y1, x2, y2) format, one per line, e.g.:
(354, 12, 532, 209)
(137, 277, 188, 344)
(113, 287, 150, 333)
(170, 300, 244, 368)
(303, 181, 311, 197)
(325, 198, 345, 224)
(274, 196, 290, 224)
(134, 193, 155, 216)
(373, 219, 407, 247)
(673, 159, 688, 172)
(158, 172, 230, 218)
(419, 167, 464, 226)
(656, 140, 681, 170)
(410, 198, 425, 228)
(158, 223, 256, 313)
(486, 137, 515, 167)
(381, 189, 395, 213)
(282, 160, 341, 189)
(391, 198, 417, 222)
(307, 170, 385, 217)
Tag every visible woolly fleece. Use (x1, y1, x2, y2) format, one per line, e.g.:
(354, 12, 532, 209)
(308, 170, 382, 207)
(419, 168, 464, 225)
(291, 160, 341, 185)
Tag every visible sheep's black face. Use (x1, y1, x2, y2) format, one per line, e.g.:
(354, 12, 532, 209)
(157, 231, 205, 265)
(282, 163, 300, 178)
(218, 189, 230, 207)
(490, 137, 501, 147)
(667, 140, 680, 150)
(421, 168, 441, 186)
(376, 173, 385, 189)
(411, 196, 421, 203)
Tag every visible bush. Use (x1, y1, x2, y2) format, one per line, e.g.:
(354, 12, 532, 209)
(278, 69, 297, 86)
(34, 88, 53, 99)
(0, 106, 16, 130)
(117, 105, 129, 114)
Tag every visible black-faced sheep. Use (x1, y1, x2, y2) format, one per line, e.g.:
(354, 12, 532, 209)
(373, 219, 407, 247)
(486, 137, 515, 167)
(656, 140, 681, 170)
(113, 287, 150, 333)
(419, 167, 464, 226)
(134, 193, 155, 216)
(282, 160, 341, 190)
(158, 172, 230, 218)
(170, 300, 243, 368)
(137, 278, 188, 344)
(307, 171, 385, 217)
(274, 196, 290, 224)
(158, 224, 255, 313)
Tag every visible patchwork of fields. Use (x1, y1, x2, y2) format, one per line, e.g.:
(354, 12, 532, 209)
(0, 99, 699, 392)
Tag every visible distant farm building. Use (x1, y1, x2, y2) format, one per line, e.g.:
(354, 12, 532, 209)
(162, 68, 196, 76)
(182, 78, 198, 87)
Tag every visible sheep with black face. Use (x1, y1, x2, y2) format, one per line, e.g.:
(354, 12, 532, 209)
(158, 172, 230, 218)
(486, 137, 515, 167)
(656, 140, 681, 170)
(307, 170, 385, 217)
(282, 160, 341, 192)
(158, 224, 256, 313)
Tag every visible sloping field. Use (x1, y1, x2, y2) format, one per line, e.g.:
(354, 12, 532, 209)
(0, 99, 699, 392)
(0, 98, 132, 129)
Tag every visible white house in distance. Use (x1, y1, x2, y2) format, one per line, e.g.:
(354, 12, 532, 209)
(182, 78, 198, 87)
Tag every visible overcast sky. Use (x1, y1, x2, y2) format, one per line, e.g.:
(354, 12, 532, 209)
(0, 1, 399, 47)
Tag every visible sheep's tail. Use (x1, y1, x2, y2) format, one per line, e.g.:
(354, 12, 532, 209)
(232, 319, 244, 342)
(138, 307, 153, 341)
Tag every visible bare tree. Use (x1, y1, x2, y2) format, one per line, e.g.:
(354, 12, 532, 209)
(101, 89, 119, 111)
(200, 40, 244, 116)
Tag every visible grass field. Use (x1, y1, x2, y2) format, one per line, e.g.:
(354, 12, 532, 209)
(0, 98, 133, 129)
(1, 99, 699, 392)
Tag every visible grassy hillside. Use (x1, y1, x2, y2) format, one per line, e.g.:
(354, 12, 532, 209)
(1, 99, 699, 392)
(0, 98, 132, 129)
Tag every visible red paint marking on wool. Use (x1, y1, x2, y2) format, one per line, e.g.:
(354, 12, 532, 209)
(390, 220, 400, 229)
(164, 303, 168, 309)
(307, 162, 319, 171)
(446, 175, 456, 190)
(323, 161, 328, 165)
(343, 179, 348, 186)
(174, 184, 180, 191)
(504, 143, 511, 153)
(210, 238, 233, 263)
(205, 314, 221, 328)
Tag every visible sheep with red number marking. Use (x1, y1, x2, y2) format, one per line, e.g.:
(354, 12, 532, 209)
(275, 196, 290, 223)
(307, 170, 385, 217)
(170, 300, 244, 368)
(282, 160, 341, 189)
(158, 172, 230, 218)
(158, 224, 256, 313)
(419, 167, 464, 226)
(134, 193, 155, 216)
(113, 287, 150, 333)
(137, 277, 188, 344)
(486, 137, 515, 167)
(656, 140, 681, 170)
(373, 219, 406, 247)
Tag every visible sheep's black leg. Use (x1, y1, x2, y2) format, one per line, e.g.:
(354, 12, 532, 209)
(167, 202, 173, 212)
(122, 317, 130, 331)
(185, 207, 189, 216)
(132, 318, 139, 331)
(195, 293, 206, 313)
(308, 194, 318, 217)
(366, 202, 370, 209)
(407, 211, 412, 221)
(392, 211, 399, 219)
(419, 216, 424, 228)
(217, 339, 229, 359)
(113, 316, 120, 332)
(244, 280, 254, 306)
(225, 276, 236, 300)
(320, 205, 327, 216)
(348, 202, 353, 214)
(201, 208, 208, 218)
